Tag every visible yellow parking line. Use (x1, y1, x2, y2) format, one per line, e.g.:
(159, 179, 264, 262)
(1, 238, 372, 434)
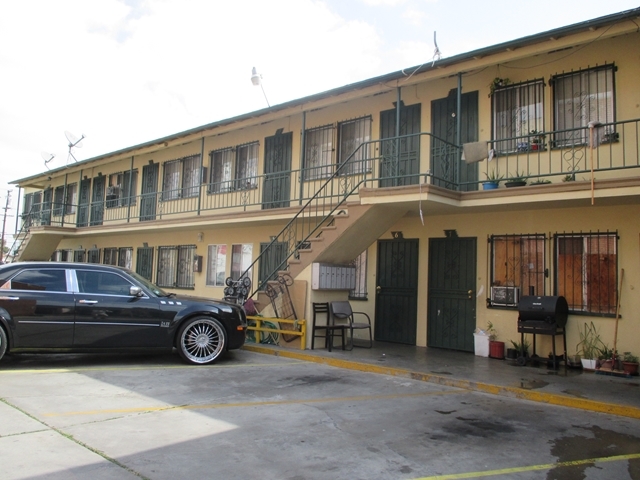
(44, 389, 463, 417)
(411, 452, 640, 479)
(243, 345, 640, 420)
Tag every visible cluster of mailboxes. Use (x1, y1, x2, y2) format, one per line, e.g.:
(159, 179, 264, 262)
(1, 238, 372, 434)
(311, 263, 356, 290)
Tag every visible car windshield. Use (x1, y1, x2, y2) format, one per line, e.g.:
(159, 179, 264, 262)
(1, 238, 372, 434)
(128, 271, 171, 297)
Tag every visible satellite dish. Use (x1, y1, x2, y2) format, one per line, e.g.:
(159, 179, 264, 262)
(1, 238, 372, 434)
(65, 130, 84, 149)
(41, 151, 55, 170)
(65, 130, 85, 163)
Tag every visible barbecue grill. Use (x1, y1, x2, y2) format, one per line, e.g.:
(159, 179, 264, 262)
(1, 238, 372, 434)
(516, 295, 568, 367)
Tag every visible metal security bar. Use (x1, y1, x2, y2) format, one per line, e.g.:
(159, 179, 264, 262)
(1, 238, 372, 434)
(554, 231, 618, 315)
(157, 245, 196, 289)
(489, 234, 546, 306)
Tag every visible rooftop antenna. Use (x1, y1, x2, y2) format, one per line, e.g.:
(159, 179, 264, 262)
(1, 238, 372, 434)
(251, 67, 270, 107)
(432, 31, 442, 66)
(65, 130, 84, 164)
(41, 151, 55, 170)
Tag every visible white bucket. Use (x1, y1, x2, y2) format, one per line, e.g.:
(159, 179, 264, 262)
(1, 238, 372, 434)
(473, 333, 491, 357)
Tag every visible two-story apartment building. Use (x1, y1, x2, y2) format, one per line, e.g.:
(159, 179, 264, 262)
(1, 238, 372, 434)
(11, 8, 640, 356)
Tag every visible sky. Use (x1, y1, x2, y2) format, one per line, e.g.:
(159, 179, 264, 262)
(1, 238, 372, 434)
(1, 0, 638, 231)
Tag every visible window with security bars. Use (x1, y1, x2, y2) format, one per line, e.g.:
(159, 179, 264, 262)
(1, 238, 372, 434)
(118, 247, 133, 269)
(87, 248, 101, 264)
(73, 249, 86, 263)
(492, 80, 544, 152)
(136, 246, 154, 280)
(156, 245, 196, 289)
(206, 244, 227, 287)
(490, 234, 546, 305)
(339, 116, 371, 175)
(258, 241, 287, 288)
(162, 154, 202, 200)
(106, 170, 138, 208)
(553, 64, 615, 147)
(349, 250, 368, 300)
(60, 249, 73, 262)
(53, 186, 65, 216)
(209, 143, 258, 193)
(555, 232, 617, 315)
(103, 248, 118, 265)
(304, 125, 333, 180)
(65, 183, 77, 215)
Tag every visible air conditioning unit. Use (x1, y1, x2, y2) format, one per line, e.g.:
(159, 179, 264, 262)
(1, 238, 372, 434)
(107, 185, 121, 196)
(490, 286, 520, 307)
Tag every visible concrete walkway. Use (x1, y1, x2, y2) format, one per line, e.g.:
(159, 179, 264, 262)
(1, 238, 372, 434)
(243, 341, 640, 419)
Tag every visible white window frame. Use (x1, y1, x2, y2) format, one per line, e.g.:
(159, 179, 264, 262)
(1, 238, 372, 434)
(206, 244, 227, 287)
(235, 143, 259, 190)
(231, 243, 253, 281)
(210, 148, 234, 193)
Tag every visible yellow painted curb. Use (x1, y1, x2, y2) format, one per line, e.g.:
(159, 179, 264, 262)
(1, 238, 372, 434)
(242, 344, 640, 420)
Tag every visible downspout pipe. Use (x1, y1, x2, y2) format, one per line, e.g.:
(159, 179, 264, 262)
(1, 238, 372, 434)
(456, 73, 462, 189)
(299, 111, 306, 205)
(197, 138, 204, 216)
(127, 156, 134, 222)
(396, 86, 401, 179)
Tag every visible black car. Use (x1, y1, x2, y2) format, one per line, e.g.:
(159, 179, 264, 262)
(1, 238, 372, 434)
(0, 262, 247, 365)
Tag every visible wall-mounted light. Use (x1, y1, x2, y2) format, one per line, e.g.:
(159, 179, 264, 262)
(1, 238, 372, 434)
(197, 232, 204, 242)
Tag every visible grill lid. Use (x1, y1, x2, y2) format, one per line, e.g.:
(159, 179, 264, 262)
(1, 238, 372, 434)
(518, 295, 569, 327)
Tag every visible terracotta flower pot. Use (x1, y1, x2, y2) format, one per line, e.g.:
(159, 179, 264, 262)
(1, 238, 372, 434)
(622, 362, 639, 376)
(489, 340, 505, 359)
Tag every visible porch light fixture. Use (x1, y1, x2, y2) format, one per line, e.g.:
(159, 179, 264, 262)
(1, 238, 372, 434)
(251, 67, 270, 108)
(197, 232, 204, 242)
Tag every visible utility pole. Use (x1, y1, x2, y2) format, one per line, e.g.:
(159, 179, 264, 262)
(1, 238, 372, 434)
(0, 190, 12, 264)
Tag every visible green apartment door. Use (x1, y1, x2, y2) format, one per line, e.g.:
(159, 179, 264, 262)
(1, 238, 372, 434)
(375, 238, 418, 344)
(262, 131, 292, 210)
(427, 236, 477, 351)
(431, 90, 479, 191)
(379, 104, 421, 187)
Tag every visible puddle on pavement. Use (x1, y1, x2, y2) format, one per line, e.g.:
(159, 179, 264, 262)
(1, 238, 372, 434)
(560, 389, 587, 399)
(547, 425, 640, 480)
(430, 370, 453, 375)
(519, 379, 549, 390)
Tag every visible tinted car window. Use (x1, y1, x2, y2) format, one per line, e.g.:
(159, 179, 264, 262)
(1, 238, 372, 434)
(10, 269, 68, 292)
(77, 271, 133, 295)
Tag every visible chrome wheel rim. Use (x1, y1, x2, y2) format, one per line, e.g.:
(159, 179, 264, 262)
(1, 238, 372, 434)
(180, 319, 225, 364)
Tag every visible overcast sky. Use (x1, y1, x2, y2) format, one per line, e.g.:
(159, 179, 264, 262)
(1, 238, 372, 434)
(1, 0, 638, 228)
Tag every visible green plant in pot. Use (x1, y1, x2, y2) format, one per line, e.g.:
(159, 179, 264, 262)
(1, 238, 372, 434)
(622, 352, 639, 376)
(505, 170, 528, 187)
(529, 130, 546, 151)
(576, 321, 603, 370)
(597, 344, 614, 370)
(483, 169, 503, 190)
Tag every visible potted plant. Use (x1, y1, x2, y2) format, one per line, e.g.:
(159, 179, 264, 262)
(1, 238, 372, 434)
(509, 338, 531, 366)
(622, 352, 639, 375)
(483, 169, 503, 190)
(576, 321, 602, 370)
(529, 178, 551, 186)
(529, 130, 546, 151)
(505, 171, 528, 188)
(597, 344, 614, 370)
(486, 322, 505, 359)
(488, 77, 510, 97)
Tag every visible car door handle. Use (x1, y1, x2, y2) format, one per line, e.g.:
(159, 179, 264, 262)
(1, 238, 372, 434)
(0, 296, 19, 300)
(78, 299, 98, 304)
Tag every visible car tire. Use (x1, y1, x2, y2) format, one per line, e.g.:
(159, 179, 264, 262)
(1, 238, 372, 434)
(177, 316, 227, 365)
(0, 327, 7, 362)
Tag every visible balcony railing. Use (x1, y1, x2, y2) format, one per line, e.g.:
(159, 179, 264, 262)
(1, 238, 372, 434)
(19, 118, 640, 231)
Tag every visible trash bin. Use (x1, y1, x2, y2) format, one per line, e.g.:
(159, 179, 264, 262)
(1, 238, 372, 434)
(473, 330, 491, 357)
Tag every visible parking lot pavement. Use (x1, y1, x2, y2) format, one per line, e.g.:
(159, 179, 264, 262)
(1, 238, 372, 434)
(1, 350, 640, 480)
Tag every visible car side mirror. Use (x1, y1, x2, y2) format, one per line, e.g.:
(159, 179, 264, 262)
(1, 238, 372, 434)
(129, 286, 143, 297)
